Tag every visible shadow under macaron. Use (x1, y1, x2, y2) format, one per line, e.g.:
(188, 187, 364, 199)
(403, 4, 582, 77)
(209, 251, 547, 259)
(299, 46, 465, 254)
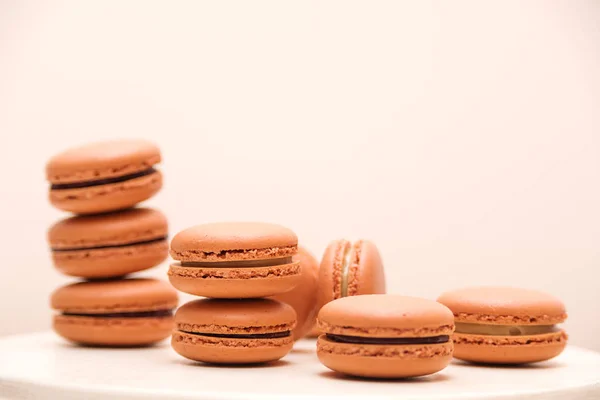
(317, 370, 451, 383)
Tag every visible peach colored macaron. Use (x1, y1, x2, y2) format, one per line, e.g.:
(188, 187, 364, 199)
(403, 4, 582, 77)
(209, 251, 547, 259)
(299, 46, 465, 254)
(437, 287, 568, 364)
(48, 208, 168, 279)
(169, 222, 301, 298)
(272, 246, 320, 340)
(317, 295, 454, 378)
(51, 278, 178, 347)
(46, 139, 163, 214)
(314, 239, 386, 336)
(172, 298, 296, 364)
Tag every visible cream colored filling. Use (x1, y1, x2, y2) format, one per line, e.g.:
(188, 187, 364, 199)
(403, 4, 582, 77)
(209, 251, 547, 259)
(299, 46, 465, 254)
(455, 322, 559, 336)
(181, 256, 293, 268)
(340, 244, 353, 297)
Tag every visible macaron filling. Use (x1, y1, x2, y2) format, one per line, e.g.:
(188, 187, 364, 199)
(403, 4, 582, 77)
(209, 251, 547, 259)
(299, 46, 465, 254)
(61, 309, 174, 318)
(50, 167, 158, 190)
(51, 236, 168, 252)
(325, 334, 450, 345)
(454, 322, 559, 336)
(179, 256, 293, 268)
(179, 330, 291, 339)
(336, 241, 360, 298)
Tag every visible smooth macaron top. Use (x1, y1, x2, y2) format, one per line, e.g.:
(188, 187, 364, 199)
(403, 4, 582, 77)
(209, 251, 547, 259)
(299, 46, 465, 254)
(51, 278, 178, 314)
(175, 298, 296, 334)
(318, 295, 454, 338)
(46, 139, 161, 184)
(170, 222, 298, 261)
(437, 287, 567, 325)
(48, 208, 168, 249)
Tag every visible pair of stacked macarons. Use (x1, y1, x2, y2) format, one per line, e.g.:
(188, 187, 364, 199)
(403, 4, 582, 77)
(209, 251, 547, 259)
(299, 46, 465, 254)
(45, 140, 178, 346)
(167, 222, 307, 363)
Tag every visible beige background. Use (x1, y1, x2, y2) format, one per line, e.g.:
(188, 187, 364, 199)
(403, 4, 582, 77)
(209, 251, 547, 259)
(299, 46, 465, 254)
(0, 1, 599, 351)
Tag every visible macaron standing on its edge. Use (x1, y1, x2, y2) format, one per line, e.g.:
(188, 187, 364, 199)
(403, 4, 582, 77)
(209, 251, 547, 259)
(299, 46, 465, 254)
(46, 139, 163, 214)
(314, 239, 386, 336)
(317, 295, 454, 378)
(169, 222, 302, 298)
(172, 298, 296, 364)
(48, 208, 169, 279)
(437, 287, 568, 364)
(272, 246, 320, 340)
(51, 278, 179, 347)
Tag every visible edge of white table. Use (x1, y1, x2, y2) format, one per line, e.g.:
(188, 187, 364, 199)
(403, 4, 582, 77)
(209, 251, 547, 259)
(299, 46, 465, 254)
(0, 332, 598, 400)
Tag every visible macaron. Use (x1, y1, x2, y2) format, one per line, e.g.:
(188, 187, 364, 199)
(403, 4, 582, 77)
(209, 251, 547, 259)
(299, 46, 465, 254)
(46, 139, 162, 214)
(317, 239, 386, 315)
(172, 298, 296, 364)
(272, 246, 320, 340)
(51, 278, 178, 346)
(48, 208, 169, 279)
(317, 295, 454, 378)
(169, 222, 301, 298)
(437, 287, 568, 364)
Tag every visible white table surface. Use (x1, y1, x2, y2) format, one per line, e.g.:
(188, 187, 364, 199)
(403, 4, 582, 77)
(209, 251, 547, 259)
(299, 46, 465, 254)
(0, 332, 598, 400)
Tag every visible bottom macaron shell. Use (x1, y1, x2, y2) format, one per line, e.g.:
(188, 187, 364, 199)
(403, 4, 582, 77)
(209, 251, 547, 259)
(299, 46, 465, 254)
(172, 331, 293, 364)
(53, 315, 174, 346)
(317, 336, 453, 378)
(452, 331, 567, 364)
(169, 265, 301, 298)
(49, 172, 162, 215)
(53, 240, 169, 279)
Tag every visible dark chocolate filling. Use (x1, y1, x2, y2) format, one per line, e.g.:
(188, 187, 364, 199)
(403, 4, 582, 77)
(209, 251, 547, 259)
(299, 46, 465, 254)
(326, 334, 450, 345)
(181, 330, 291, 339)
(51, 167, 157, 190)
(62, 309, 173, 318)
(52, 236, 168, 252)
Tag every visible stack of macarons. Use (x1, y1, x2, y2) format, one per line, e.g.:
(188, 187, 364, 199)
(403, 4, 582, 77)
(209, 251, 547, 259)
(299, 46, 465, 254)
(168, 222, 304, 363)
(46, 140, 178, 346)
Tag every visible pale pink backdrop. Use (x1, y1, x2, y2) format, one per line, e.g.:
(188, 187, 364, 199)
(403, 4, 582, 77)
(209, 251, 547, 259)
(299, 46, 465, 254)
(0, 1, 599, 350)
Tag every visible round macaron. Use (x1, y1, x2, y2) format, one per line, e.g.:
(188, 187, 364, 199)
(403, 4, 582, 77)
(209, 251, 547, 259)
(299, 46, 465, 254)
(51, 278, 178, 347)
(48, 208, 169, 279)
(317, 295, 454, 378)
(317, 239, 386, 315)
(437, 287, 568, 364)
(169, 222, 301, 298)
(271, 246, 320, 340)
(172, 298, 296, 364)
(46, 139, 162, 214)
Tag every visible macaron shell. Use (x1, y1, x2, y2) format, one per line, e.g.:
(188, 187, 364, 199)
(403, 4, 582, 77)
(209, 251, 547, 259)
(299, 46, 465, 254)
(318, 295, 454, 338)
(168, 263, 301, 298)
(54, 314, 174, 346)
(51, 278, 179, 313)
(271, 247, 320, 340)
(175, 298, 296, 331)
(53, 239, 169, 279)
(48, 208, 168, 249)
(317, 240, 386, 310)
(46, 139, 161, 184)
(170, 222, 298, 261)
(437, 287, 567, 324)
(317, 336, 453, 378)
(172, 332, 293, 364)
(49, 171, 162, 215)
(452, 331, 567, 364)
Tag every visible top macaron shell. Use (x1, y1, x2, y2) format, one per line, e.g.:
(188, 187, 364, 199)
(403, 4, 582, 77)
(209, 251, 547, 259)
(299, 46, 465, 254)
(170, 222, 298, 261)
(437, 287, 567, 325)
(48, 208, 169, 279)
(318, 240, 386, 308)
(51, 278, 179, 313)
(46, 139, 163, 214)
(318, 294, 455, 337)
